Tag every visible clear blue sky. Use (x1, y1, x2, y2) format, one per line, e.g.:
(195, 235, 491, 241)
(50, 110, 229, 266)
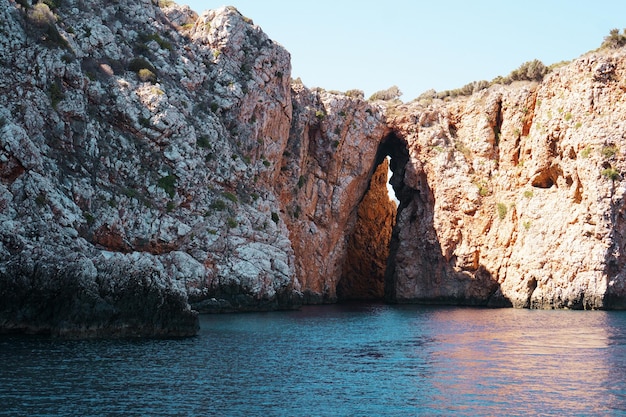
(183, 1, 626, 100)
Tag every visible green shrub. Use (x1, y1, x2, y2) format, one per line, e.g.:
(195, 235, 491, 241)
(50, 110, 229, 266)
(523, 221, 532, 230)
(196, 136, 211, 149)
(497, 202, 507, 220)
(138, 32, 172, 50)
(315, 110, 325, 120)
(436, 80, 489, 99)
(602, 167, 620, 180)
(602, 28, 626, 49)
(223, 192, 237, 203)
(128, 57, 157, 74)
(492, 59, 548, 85)
(263, 159, 271, 167)
(271, 212, 279, 224)
(368, 85, 402, 101)
(210, 199, 226, 211)
(298, 175, 306, 188)
(42, 0, 61, 8)
(601, 145, 617, 159)
(581, 146, 592, 158)
(157, 175, 176, 198)
(477, 182, 489, 197)
(138, 68, 156, 83)
(83, 212, 95, 225)
(28, 3, 55, 27)
(35, 194, 47, 206)
(49, 81, 64, 109)
(523, 190, 534, 199)
(227, 218, 238, 228)
(345, 89, 364, 99)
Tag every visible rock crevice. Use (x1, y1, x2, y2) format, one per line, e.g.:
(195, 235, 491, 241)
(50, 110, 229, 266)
(2, 1, 626, 337)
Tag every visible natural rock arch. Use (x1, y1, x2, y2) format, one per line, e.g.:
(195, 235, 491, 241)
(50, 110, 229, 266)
(337, 132, 413, 301)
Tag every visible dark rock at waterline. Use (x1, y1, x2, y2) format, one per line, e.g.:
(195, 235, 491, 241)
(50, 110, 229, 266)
(0, 248, 199, 338)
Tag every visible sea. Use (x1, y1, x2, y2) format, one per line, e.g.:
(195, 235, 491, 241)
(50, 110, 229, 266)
(1, 303, 626, 416)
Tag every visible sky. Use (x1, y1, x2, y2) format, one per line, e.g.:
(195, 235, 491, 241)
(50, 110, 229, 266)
(182, 1, 626, 101)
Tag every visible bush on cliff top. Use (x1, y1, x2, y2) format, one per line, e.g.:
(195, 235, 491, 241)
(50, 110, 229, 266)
(602, 28, 626, 49)
(368, 85, 402, 101)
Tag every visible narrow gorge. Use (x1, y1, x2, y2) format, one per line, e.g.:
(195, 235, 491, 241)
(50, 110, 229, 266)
(1, 0, 626, 337)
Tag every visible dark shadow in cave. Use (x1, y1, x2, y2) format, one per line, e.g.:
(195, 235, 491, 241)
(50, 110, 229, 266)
(337, 131, 509, 307)
(336, 132, 416, 302)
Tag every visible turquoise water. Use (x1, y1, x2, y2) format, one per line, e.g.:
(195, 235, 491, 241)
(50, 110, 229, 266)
(1, 304, 626, 416)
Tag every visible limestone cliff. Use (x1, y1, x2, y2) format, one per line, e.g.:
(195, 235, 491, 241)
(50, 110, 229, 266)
(386, 52, 626, 309)
(2, 0, 626, 337)
(0, 0, 386, 335)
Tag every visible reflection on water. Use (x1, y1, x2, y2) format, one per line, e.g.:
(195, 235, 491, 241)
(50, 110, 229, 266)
(1, 305, 626, 416)
(427, 309, 621, 415)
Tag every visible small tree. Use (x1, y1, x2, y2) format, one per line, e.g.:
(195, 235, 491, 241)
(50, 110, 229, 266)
(602, 28, 626, 49)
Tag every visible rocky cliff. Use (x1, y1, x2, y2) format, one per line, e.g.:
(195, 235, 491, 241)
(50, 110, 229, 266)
(1, 0, 626, 337)
(385, 54, 626, 309)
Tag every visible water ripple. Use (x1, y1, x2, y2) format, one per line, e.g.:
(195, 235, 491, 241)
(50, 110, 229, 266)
(1, 305, 626, 416)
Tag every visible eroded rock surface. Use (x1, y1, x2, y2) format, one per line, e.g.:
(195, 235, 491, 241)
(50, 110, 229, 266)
(386, 51, 626, 309)
(2, 0, 626, 337)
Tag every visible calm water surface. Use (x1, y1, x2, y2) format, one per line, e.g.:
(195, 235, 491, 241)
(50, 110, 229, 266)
(1, 304, 626, 416)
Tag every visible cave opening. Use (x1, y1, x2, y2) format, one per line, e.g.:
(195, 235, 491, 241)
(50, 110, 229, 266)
(336, 132, 411, 302)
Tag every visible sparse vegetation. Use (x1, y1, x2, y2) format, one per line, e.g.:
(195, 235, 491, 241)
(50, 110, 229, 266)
(137, 31, 172, 51)
(476, 181, 489, 197)
(227, 217, 238, 228)
(83, 212, 95, 225)
(223, 192, 237, 203)
(210, 199, 227, 211)
(523, 221, 532, 230)
(138, 68, 157, 83)
(368, 85, 402, 101)
(345, 89, 364, 99)
(157, 175, 176, 198)
(497, 202, 508, 220)
(28, 3, 55, 27)
(602, 28, 626, 49)
(128, 57, 157, 75)
(523, 190, 534, 199)
(423, 59, 549, 101)
(26, 2, 69, 49)
(602, 167, 620, 180)
(196, 136, 211, 149)
(581, 146, 592, 158)
(315, 110, 325, 120)
(35, 194, 47, 206)
(601, 145, 618, 159)
(48, 81, 64, 109)
(435, 80, 490, 100)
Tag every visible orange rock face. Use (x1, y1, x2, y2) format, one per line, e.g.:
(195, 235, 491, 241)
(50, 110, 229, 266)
(337, 158, 396, 300)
